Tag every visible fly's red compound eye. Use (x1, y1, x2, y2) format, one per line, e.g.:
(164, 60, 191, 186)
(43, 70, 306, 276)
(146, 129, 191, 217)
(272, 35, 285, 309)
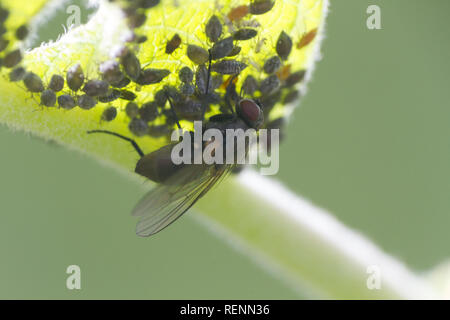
(238, 99, 264, 129)
(240, 99, 260, 121)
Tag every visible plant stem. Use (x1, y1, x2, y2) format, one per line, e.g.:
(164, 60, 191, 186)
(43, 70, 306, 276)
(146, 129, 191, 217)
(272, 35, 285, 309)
(194, 170, 438, 299)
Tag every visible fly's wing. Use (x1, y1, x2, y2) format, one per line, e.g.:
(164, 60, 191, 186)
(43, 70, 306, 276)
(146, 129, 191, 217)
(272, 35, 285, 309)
(132, 163, 233, 237)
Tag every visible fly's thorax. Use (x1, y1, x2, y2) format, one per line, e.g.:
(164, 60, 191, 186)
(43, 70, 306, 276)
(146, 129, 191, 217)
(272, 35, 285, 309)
(201, 115, 256, 164)
(204, 113, 239, 133)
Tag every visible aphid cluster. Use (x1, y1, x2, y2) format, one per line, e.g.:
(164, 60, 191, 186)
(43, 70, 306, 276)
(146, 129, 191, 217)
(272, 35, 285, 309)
(2, 0, 318, 146)
(0, 1, 322, 237)
(0, 5, 27, 71)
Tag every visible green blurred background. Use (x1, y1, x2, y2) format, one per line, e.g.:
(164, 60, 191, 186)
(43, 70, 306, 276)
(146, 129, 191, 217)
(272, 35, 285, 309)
(0, 0, 449, 299)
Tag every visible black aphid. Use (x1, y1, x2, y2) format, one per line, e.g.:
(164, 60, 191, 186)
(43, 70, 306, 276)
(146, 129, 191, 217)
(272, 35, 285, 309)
(211, 60, 247, 75)
(135, 68, 170, 85)
(276, 31, 293, 60)
(154, 89, 168, 107)
(211, 75, 223, 91)
(174, 98, 203, 121)
(15, 25, 29, 40)
(260, 90, 282, 113)
(165, 34, 182, 54)
(114, 77, 131, 88)
(148, 124, 172, 138)
(67, 63, 85, 91)
(242, 75, 258, 96)
(77, 94, 97, 110)
(136, 35, 148, 44)
(180, 83, 195, 96)
(202, 92, 221, 105)
(83, 80, 110, 97)
(260, 74, 281, 94)
(123, 6, 138, 18)
(228, 46, 241, 57)
(233, 28, 258, 41)
(0, 38, 9, 52)
(0, 7, 10, 23)
(161, 108, 177, 125)
(210, 37, 234, 60)
(138, 0, 161, 9)
(163, 85, 182, 103)
(98, 89, 121, 103)
(187, 45, 209, 65)
(263, 55, 282, 74)
(139, 102, 158, 122)
(120, 89, 137, 101)
(205, 15, 222, 43)
(195, 65, 212, 95)
(40, 90, 56, 107)
(23, 72, 44, 93)
(128, 12, 147, 29)
(3, 49, 22, 68)
(9, 67, 26, 82)
(179, 66, 194, 83)
(100, 60, 124, 86)
(283, 89, 300, 104)
(249, 0, 275, 15)
(48, 74, 65, 92)
(285, 70, 306, 87)
(58, 94, 77, 110)
(121, 51, 141, 80)
(101, 106, 117, 122)
(125, 102, 139, 118)
(128, 118, 149, 136)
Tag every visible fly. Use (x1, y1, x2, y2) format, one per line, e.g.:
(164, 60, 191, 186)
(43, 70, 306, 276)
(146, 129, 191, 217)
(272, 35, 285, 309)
(88, 58, 263, 237)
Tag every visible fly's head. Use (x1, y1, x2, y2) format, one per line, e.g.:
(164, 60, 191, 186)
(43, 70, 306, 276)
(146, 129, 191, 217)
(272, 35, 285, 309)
(236, 98, 264, 130)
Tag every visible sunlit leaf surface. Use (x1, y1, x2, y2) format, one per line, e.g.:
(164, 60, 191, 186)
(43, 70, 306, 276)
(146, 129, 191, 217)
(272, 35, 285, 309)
(0, 0, 325, 171)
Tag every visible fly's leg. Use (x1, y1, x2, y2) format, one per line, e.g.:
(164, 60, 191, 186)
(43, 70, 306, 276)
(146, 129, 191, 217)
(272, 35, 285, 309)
(87, 130, 145, 157)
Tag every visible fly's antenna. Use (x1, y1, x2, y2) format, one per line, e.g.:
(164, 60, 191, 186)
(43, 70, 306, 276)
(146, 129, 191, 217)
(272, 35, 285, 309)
(87, 130, 145, 157)
(225, 74, 239, 114)
(201, 49, 213, 120)
(205, 49, 212, 96)
(164, 91, 182, 130)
